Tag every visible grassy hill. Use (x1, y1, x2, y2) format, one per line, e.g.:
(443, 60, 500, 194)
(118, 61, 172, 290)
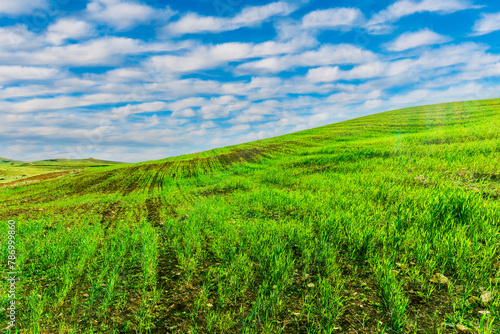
(1, 99, 499, 333)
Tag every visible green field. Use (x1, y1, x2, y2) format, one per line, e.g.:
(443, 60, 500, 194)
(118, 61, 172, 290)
(1, 99, 499, 333)
(0, 158, 127, 185)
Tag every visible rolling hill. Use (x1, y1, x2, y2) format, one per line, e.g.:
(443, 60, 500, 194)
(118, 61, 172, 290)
(0, 157, 23, 164)
(1, 98, 499, 333)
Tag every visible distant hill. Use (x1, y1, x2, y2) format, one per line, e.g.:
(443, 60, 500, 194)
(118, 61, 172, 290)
(0, 157, 128, 184)
(30, 158, 127, 166)
(1, 157, 126, 165)
(0, 157, 24, 164)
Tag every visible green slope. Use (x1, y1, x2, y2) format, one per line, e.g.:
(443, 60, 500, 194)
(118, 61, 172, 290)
(1, 98, 499, 333)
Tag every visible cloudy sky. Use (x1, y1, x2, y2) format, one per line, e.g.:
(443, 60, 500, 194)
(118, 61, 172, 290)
(1, 0, 500, 162)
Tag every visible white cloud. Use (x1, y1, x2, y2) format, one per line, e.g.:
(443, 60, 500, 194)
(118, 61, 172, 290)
(0, 37, 187, 66)
(0, 66, 59, 84)
(385, 82, 492, 109)
(302, 8, 365, 29)
(166, 1, 296, 35)
(149, 37, 314, 74)
(0, 0, 47, 16)
(417, 42, 496, 70)
(110, 102, 168, 119)
(46, 19, 95, 45)
(471, 12, 500, 36)
(367, 0, 476, 32)
(149, 42, 253, 73)
(230, 1, 296, 27)
(0, 93, 125, 113)
(86, 0, 169, 30)
(236, 44, 376, 74)
(384, 29, 451, 51)
(0, 25, 38, 50)
(307, 42, 499, 83)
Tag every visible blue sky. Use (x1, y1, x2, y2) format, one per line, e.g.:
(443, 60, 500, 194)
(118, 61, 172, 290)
(1, 0, 500, 162)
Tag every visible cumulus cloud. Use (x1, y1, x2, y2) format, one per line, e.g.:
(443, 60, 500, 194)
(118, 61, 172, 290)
(0, 93, 126, 113)
(236, 44, 376, 74)
(0, 0, 48, 16)
(0, 25, 38, 50)
(149, 42, 254, 73)
(384, 29, 451, 51)
(46, 19, 95, 45)
(0, 66, 60, 84)
(149, 38, 315, 73)
(110, 102, 168, 119)
(367, 0, 476, 33)
(302, 7, 365, 29)
(165, 1, 296, 35)
(307, 42, 499, 83)
(471, 12, 500, 36)
(86, 0, 174, 30)
(0, 37, 188, 66)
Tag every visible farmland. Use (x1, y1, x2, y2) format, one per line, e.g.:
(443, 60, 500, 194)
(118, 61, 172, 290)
(0, 158, 127, 185)
(1, 98, 499, 333)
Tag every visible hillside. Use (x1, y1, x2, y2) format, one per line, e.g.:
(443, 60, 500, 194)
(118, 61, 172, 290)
(1, 98, 499, 333)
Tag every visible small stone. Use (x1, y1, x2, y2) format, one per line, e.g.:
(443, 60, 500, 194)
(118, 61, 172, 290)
(307, 283, 315, 288)
(293, 312, 300, 316)
(481, 291, 492, 303)
(456, 324, 468, 332)
(478, 310, 490, 315)
(430, 273, 448, 284)
(207, 303, 213, 308)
